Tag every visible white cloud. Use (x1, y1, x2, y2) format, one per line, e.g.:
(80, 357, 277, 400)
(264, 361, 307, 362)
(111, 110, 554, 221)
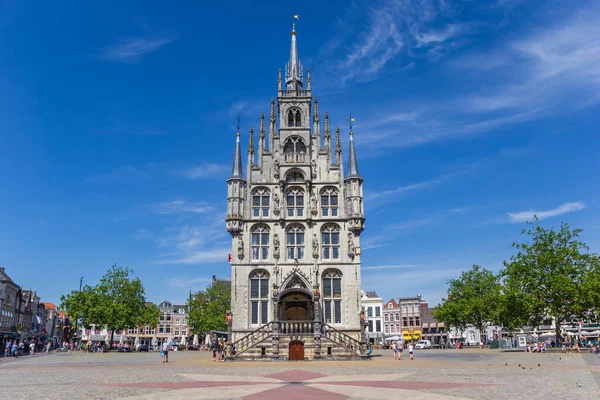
(98, 35, 178, 62)
(507, 201, 586, 223)
(150, 200, 213, 215)
(180, 163, 229, 179)
(386, 219, 433, 230)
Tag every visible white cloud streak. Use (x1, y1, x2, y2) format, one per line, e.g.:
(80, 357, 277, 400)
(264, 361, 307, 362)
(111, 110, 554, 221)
(99, 35, 178, 62)
(507, 201, 586, 223)
(180, 163, 229, 179)
(150, 200, 213, 215)
(168, 277, 211, 288)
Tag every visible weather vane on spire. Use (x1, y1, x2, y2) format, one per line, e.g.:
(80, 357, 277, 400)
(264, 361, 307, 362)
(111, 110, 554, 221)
(346, 113, 356, 133)
(237, 114, 241, 132)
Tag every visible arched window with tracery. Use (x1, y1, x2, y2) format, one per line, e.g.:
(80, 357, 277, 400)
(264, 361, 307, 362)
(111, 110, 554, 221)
(286, 187, 304, 217)
(252, 188, 270, 217)
(286, 224, 305, 260)
(322, 269, 342, 324)
(287, 108, 302, 127)
(320, 187, 339, 217)
(321, 224, 340, 260)
(251, 225, 270, 261)
(283, 137, 307, 163)
(249, 270, 270, 325)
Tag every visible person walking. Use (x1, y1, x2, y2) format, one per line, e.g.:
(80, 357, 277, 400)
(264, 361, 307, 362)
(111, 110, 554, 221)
(11, 342, 18, 358)
(162, 341, 169, 363)
(408, 342, 415, 360)
(4, 341, 10, 358)
(397, 339, 404, 360)
(392, 341, 397, 360)
(29, 342, 35, 357)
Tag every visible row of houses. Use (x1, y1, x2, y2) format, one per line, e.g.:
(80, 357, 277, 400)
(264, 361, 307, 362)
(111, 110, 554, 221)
(361, 291, 449, 345)
(0, 267, 70, 348)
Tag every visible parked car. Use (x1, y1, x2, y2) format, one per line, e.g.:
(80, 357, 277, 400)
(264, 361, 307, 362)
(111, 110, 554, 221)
(415, 340, 432, 349)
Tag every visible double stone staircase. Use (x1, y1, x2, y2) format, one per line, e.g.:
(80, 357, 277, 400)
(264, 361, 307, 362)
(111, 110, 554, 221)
(230, 320, 366, 360)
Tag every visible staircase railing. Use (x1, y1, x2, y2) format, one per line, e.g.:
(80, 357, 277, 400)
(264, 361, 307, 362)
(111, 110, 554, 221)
(322, 323, 362, 355)
(232, 321, 273, 357)
(280, 321, 316, 334)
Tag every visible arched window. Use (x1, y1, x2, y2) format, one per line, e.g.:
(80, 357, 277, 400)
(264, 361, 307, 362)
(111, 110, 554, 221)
(287, 108, 302, 127)
(286, 225, 305, 260)
(252, 188, 270, 217)
(286, 187, 304, 217)
(249, 270, 270, 325)
(322, 269, 342, 324)
(251, 225, 270, 261)
(320, 187, 339, 217)
(321, 225, 340, 260)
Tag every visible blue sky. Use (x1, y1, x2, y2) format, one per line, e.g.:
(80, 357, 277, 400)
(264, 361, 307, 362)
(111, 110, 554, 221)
(1, 0, 599, 307)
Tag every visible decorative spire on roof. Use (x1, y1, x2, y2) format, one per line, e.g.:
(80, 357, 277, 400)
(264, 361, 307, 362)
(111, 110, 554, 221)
(313, 98, 321, 150)
(307, 68, 311, 91)
(228, 119, 244, 181)
(335, 126, 342, 165)
(285, 23, 303, 90)
(278, 68, 282, 91)
(324, 112, 330, 142)
(248, 126, 255, 155)
(346, 114, 362, 180)
(259, 113, 266, 141)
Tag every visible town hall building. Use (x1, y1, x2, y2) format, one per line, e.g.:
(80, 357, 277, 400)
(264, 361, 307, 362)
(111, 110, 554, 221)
(225, 24, 366, 360)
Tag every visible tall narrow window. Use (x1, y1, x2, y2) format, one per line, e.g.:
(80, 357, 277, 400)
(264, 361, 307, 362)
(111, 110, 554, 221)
(252, 188, 270, 217)
(321, 224, 340, 260)
(286, 225, 305, 260)
(320, 187, 339, 217)
(250, 270, 269, 325)
(286, 188, 304, 217)
(251, 225, 270, 261)
(322, 269, 342, 324)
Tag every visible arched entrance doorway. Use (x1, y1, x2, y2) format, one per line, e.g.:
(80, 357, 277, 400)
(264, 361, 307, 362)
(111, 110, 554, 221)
(289, 340, 304, 360)
(278, 290, 314, 321)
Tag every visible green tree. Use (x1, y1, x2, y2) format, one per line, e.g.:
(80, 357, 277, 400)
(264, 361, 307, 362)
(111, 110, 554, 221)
(187, 281, 231, 335)
(501, 218, 599, 342)
(433, 265, 502, 340)
(61, 265, 156, 346)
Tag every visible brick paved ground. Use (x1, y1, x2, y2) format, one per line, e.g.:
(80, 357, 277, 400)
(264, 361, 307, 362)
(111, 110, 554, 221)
(1, 349, 599, 399)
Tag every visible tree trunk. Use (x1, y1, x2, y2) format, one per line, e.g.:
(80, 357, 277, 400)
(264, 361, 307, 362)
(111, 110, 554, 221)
(555, 317, 561, 345)
(110, 329, 115, 351)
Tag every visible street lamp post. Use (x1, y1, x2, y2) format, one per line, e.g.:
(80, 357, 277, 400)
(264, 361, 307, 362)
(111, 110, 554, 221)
(75, 277, 84, 337)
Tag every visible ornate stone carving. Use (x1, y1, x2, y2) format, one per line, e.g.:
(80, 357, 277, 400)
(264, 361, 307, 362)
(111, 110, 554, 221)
(273, 192, 280, 216)
(311, 158, 317, 179)
(273, 158, 280, 179)
(348, 232, 355, 258)
(273, 233, 280, 259)
(312, 263, 319, 283)
(237, 235, 244, 260)
(311, 193, 318, 216)
(312, 234, 319, 259)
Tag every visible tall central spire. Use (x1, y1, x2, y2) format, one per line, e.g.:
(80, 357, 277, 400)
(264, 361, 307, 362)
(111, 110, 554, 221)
(285, 23, 303, 90)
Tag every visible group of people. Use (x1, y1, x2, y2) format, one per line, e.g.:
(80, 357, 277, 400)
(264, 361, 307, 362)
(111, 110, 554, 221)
(390, 339, 415, 360)
(3, 341, 42, 358)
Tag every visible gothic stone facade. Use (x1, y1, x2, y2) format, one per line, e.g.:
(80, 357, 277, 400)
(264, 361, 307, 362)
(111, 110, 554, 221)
(225, 25, 365, 358)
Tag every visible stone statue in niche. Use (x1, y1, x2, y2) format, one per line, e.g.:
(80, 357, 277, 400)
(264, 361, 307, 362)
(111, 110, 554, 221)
(311, 193, 318, 216)
(312, 263, 319, 282)
(311, 158, 317, 179)
(237, 235, 244, 260)
(348, 232, 355, 258)
(312, 234, 319, 259)
(273, 159, 280, 179)
(273, 192, 280, 215)
(273, 233, 280, 259)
